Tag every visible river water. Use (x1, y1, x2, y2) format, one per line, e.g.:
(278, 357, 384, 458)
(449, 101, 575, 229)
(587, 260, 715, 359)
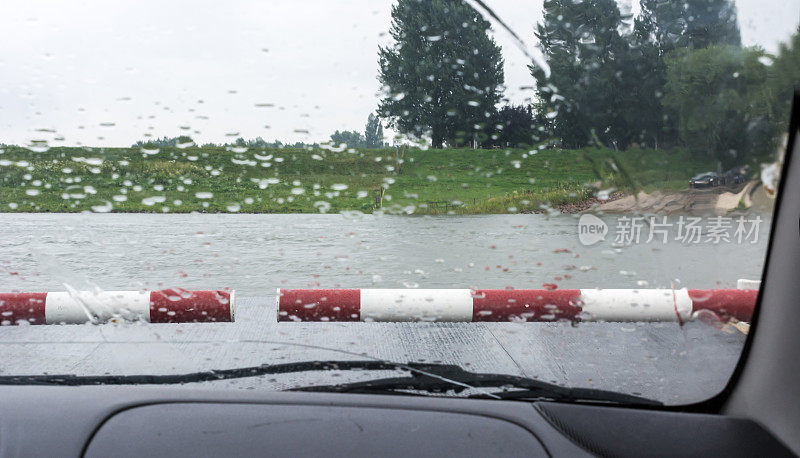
(0, 212, 771, 294)
(0, 212, 773, 404)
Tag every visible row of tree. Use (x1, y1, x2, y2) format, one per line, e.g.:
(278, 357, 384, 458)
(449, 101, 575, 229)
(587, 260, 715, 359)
(132, 112, 390, 150)
(375, 0, 800, 164)
(133, 136, 319, 149)
(134, 0, 799, 163)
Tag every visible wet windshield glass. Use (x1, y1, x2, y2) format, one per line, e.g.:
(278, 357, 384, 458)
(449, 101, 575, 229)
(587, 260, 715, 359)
(0, 0, 797, 404)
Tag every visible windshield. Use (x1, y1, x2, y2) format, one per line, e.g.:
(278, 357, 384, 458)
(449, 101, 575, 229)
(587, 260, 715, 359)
(0, 0, 797, 405)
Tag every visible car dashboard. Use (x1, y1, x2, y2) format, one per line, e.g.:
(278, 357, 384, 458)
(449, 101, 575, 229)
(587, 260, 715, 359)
(0, 385, 792, 457)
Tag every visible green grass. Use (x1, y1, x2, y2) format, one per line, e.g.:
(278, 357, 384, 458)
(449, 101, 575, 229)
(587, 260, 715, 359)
(0, 144, 715, 214)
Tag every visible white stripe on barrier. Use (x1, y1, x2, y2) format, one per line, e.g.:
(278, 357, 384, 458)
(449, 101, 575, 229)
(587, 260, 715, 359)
(578, 288, 692, 322)
(229, 289, 236, 322)
(46, 290, 150, 324)
(737, 279, 761, 290)
(360, 288, 473, 322)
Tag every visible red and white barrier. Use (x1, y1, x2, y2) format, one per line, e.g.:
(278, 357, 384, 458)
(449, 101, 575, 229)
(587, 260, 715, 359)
(0, 289, 235, 326)
(277, 288, 757, 323)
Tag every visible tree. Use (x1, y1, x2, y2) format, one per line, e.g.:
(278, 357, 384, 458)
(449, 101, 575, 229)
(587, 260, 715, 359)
(533, 0, 632, 148)
(364, 113, 384, 148)
(378, 0, 504, 148)
(684, 0, 741, 49)
(768, 27, 800, 134)
(636, 0, 739, 53)
(489, 105, 537, 148)
(376, 123, 385, 147)
(530, 99, 554, 140)
(663, 45, 777, 166)
(532, 0, 744, 149)
(627, 0, 742, 148)
(174, 136, 194, 146)
(133, 136, 195, 148)
(620, 25, 668, 148)
(330, 130, 366, 148)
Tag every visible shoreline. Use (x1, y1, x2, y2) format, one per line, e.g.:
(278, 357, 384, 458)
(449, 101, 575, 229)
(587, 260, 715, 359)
(522, 191, 627, 214)
(597, 181, 773, 215)
(0, 184, 773, 216)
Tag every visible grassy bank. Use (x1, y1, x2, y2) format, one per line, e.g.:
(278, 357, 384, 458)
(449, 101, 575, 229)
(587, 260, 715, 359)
(0, 144, 715, 214)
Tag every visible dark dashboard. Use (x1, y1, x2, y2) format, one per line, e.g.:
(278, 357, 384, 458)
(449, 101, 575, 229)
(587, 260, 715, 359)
(0, 385, 791, 457)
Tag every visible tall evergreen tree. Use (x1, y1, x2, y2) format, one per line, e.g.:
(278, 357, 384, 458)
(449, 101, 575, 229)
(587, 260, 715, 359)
(624, 0, 742, 148)
(637, 0, 740, 53)
(533, 0, 631, 148)
(378, 0, 504, 148)
(376, 123, 384, 147)
(624, 2, 674, 148)
(685, 0, 741, 49)
(364, 113, 383, 148)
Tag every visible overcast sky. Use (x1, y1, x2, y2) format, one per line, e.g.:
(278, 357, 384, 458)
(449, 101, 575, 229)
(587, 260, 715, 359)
(0, 0, 798, 147)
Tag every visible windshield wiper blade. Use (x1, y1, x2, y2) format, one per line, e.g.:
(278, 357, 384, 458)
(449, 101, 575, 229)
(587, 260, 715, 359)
(0, 360, 400, 386)
(465, 385, 658, 405)
(0, 360, 661, 406)
(289, 363, 663, 406)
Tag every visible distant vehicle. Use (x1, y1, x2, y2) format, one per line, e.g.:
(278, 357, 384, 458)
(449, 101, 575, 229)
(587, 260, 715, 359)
(723, 165, 751, 185)
(689, 171, 721, 188)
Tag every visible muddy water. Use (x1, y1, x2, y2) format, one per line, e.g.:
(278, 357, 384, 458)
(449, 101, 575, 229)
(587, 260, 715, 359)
(0, 212, 770, 294)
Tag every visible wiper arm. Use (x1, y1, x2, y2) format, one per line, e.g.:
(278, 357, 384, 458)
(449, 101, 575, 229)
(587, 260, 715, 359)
(290, 363, 663, 406)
